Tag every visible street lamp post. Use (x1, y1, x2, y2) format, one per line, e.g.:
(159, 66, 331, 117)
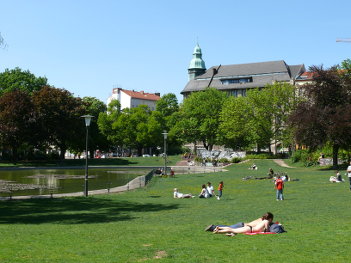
(162, 131, 168, 176)
(81, 115, 94, 197)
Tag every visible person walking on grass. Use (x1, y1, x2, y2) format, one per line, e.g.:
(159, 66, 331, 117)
(217, 181, 224, 200)
(347, 162, 351, 191)
(275, 175, 284, 201)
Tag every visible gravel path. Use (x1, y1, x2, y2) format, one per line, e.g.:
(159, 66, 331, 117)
(273, 159, 295, 168)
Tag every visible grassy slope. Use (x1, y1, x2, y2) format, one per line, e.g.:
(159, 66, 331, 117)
(0, 159, 350, 263)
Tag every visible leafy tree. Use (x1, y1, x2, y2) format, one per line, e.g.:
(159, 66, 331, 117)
(177, 88, 226, 151)
(81, 97, 109, 158)
(0, 89, 35, 162)
(114, 105, 154, 156)
(98, 99, 122, 146)
(155, 93, 182, 154)
(32, 86, 84, 159)
(289, 64, 351, 166)
(0, 67, 47, 95)
(156, 93, 179, 118)
(219, 96, 255, 150)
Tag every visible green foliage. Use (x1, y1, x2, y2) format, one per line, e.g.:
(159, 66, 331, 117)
(245, 153, 275, 159)
(290, 150, 319, 166)
(231, 157, 242, 163)
(219, 96, 255, 149)
(177, 88, 226, 150)
(155, 93, 179, 117)
(0, 67, 48, 95)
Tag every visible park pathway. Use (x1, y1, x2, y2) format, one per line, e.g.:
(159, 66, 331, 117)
(273, 159, 295, 168)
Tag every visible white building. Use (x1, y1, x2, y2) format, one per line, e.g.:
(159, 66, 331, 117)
(107, 88, 161, 110)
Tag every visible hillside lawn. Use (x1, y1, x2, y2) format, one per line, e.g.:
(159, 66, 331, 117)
(0, 159, 350, 262)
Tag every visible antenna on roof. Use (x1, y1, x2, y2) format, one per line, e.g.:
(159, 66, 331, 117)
(207, 65, 221, 88)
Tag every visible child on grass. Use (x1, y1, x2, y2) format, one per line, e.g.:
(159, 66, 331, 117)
(217, 181, 224, 200)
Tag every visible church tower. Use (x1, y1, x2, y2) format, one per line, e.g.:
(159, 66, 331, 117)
(188, 43, 206, 80)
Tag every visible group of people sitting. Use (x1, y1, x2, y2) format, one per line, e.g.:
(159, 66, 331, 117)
(205, 212, 286, 236)
(174, 181, 224, 200)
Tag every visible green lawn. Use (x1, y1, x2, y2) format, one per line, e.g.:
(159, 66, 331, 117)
(1, 159, 350, 263)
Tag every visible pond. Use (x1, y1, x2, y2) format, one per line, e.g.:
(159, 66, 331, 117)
(0, 168, 150, 197)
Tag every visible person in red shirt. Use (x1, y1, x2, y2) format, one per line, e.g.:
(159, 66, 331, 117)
(275, 175, 284, 201)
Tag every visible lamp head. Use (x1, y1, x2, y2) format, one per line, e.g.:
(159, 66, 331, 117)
(81, 115, 94, 127)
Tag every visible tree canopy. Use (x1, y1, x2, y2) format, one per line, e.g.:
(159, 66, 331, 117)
(289, 64, 351, 166)
(0, 68, 48, 96)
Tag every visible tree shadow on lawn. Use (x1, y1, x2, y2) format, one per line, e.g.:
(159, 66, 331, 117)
(0, 197, 179, 224)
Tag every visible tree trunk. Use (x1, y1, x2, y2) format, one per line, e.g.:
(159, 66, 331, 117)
(89, 149, 94, 159)
(60, 145, 66, 160)
(12, 147, 18, 164)
(137, 147, 142, 156)
(332, 143, 339, 168)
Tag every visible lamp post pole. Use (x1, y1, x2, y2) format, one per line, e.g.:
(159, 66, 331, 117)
(162, 131, 168, 176)
(81, 115, 94, 197)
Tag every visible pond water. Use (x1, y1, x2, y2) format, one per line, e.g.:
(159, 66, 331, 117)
(0, 168, 149, 197)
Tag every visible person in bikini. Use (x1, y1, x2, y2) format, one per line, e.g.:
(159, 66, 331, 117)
(213, 212, 274, 236)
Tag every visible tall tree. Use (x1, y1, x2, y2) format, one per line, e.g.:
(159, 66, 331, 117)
(0, 90, 35, 162)
(289, 64, 351, 166)
(219, 96, 256, 150)
(81, 97, 109, 158)
(177, 88, 226, 151)
(32, 86, 84, 159)
(98, 99, 123, 146)
(0, 67, 47, 95)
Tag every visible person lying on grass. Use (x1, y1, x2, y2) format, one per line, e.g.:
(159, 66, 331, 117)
(205, 212, 273, 232)
(212, 212, 274, 236)
(173, 188, 194, 198)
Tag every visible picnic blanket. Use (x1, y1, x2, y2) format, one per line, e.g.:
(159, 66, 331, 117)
(245, 232, 276, 235)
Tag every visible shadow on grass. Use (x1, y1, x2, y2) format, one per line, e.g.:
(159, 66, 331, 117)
(0, 197, 179, 224)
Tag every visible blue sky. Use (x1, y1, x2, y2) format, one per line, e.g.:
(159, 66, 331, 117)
(1, 0, 351, 103)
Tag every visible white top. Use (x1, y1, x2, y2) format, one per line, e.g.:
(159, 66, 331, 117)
(174, 191, 184, 198)
(200, 188, 209, 198)
(207, 185, 214, 196)
(347, 165, 351, 177)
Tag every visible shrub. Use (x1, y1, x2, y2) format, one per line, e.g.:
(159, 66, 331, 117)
(219, 158, 229, 163)
(231, 157, 242, 163)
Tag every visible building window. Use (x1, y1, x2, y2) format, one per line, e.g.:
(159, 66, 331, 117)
(221, 77, 253, 85)
(227, 89, 246, 97)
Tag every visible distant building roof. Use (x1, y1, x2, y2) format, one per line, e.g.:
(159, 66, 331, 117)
(296, 71, 315, 80)
(182, 60, 305, 94)
(120, 89, 161, 101)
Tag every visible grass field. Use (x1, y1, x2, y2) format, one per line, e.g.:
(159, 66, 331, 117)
(0, 159, 350, 262)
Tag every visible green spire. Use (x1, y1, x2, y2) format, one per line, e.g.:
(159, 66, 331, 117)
(188, 43, 206, 70)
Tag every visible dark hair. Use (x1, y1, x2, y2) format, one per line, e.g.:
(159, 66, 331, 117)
(207, 182, 211, 185)
(202, 184, 206, 188)
(219, 181, 223, 184)
(262, 212, 274, 221)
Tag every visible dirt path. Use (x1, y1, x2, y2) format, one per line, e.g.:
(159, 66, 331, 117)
(273, 159, 295, 168)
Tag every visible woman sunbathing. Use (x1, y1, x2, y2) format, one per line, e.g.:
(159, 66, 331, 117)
(173, 188, 194, 198)
(213, 212, 274, 236)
